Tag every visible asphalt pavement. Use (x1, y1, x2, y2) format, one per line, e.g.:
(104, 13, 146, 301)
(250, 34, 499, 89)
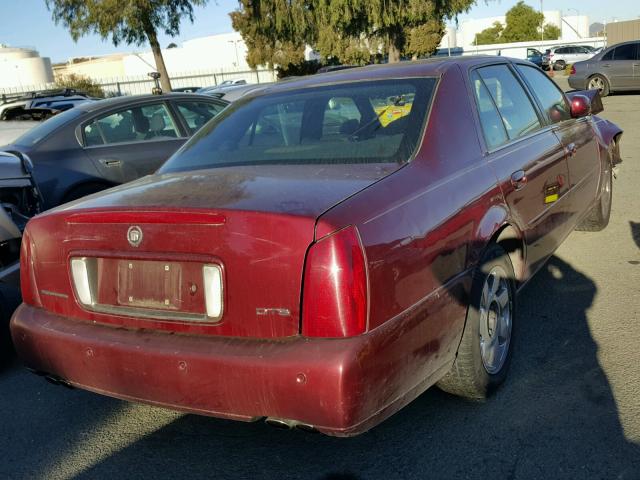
(1, 78, 639, 479)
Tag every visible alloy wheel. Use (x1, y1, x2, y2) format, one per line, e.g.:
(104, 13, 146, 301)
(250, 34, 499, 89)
(479, 266, 513, 375)
(588, 77, 606, 94)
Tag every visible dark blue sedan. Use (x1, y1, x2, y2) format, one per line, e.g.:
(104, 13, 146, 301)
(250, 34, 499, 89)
(2, 93, 227, 209)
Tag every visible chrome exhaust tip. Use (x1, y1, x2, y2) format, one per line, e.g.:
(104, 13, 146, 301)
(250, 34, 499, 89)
(265, 417, 295, 430)
(265, 417, 317, 433)
(295, 423, 318, 434)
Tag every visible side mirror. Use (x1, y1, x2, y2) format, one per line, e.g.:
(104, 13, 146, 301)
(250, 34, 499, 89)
(569, 94, 591, 118)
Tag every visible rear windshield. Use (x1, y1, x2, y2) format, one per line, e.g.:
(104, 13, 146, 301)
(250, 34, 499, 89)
(13, 108, 83, 146)
(159, 78, 437, 173)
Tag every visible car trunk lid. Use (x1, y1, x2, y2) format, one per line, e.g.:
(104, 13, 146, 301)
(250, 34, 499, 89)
(26, 163, 397, 338)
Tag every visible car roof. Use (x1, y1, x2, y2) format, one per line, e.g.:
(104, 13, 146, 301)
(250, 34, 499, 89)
(238, 56, 521, 97)
(75, 92, 227, 113)
(605, 40, 640, 48)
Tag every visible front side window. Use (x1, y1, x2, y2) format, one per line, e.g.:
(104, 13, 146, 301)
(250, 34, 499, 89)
(84, 103, 179, 147)
(517, 65, 571, 124)
(476, 65, 542, 141)
(175, 101, 226, 134)
(160, 78, 436, 173)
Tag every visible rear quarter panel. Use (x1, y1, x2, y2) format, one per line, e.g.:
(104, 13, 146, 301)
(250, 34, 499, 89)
(316, 64, 508, 394)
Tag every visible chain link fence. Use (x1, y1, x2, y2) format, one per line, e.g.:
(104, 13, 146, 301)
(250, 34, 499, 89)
(0, 68, 277, 98)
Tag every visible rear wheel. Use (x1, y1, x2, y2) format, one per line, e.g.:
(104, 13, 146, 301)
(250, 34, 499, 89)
(587, 74, 610, 97)
(553, 60, 566, 71)
(577, 163, 613, 232)
(437, 244, 516, 399)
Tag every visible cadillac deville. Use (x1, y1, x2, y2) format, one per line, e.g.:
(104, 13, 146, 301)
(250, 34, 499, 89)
(11, 57, 622, 436)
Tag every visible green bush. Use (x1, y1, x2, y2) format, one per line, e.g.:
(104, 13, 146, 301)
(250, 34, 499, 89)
(54, 73, 105, 98)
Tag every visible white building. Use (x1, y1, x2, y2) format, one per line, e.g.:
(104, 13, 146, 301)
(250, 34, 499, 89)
(0, 46, 54, 91)
(121, 32, 250, 76)
(449, 10, 589, 49)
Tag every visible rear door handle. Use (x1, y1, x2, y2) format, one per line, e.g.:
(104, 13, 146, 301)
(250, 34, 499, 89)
(511, 170, 527, 191)
(99, 158, 122, 167)
(566, 143, 578, 157)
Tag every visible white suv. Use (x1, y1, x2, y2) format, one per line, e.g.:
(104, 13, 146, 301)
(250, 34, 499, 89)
(543, 46, 596, 71)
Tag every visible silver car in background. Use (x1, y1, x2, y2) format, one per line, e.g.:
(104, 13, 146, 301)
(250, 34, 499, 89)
(569, 41, 640, 97)
(543, 45, 596, 71)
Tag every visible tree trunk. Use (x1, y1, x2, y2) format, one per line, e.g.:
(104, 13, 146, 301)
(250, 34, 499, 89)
(146, 29, 172, 92)
(388, 37, 402, 63)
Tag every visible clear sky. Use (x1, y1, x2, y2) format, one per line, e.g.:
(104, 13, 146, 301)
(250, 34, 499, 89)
(2, 0, 640, 63)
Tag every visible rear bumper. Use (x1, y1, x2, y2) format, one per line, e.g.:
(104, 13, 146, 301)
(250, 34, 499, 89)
(11, 303, 455, 436)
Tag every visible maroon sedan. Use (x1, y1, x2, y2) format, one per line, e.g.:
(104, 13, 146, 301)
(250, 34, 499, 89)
(11, 57, 622, 436)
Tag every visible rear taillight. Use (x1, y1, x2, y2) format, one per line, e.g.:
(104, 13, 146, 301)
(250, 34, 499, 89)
(570, 65, 576, 75)
(20, 227, 42, 307)
(301, 226, 368, 338)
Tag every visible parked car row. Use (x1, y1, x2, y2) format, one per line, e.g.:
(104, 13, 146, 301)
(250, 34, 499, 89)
(6, 56, 622, 436)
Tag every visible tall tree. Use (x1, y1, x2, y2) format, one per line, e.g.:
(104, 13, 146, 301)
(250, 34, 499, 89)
(230, 0, 316, 71)
(46, 0, 208, 92)
(474, 1, 561, 45)
(500, 1, 543, 43)
(232, 0, 477, 69)
(543, 23, 561, 41)
(473, 21, 504, 45)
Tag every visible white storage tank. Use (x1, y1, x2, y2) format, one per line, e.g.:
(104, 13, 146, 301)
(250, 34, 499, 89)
(0, 46, 54, 91)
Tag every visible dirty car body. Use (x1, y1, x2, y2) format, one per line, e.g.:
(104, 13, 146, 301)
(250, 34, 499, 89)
(12, 57, 622, 436)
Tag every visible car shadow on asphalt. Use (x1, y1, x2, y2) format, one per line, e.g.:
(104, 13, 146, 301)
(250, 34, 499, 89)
(32, 255, 633, 480)
(4, 256, 639, 479)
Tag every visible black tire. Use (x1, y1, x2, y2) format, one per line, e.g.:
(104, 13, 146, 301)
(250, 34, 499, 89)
(577, 163, 613, 232)
(553, 60, 566, 71)
(437, 244, 516, 400)
(587, 74, 610, 97)
(62, 183, 111, 204)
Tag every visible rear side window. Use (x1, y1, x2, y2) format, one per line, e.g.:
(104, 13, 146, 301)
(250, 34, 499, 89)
(160, 78, 436, 173)
(476, 65, 542, 141)
(175, 101, 226, 134)
(516, 65, 571, 124)
(612, 43, 638, 61)
(84, 103, 179, 146)
(471, 71, 508, 150)
(13, 108, 83, 147)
